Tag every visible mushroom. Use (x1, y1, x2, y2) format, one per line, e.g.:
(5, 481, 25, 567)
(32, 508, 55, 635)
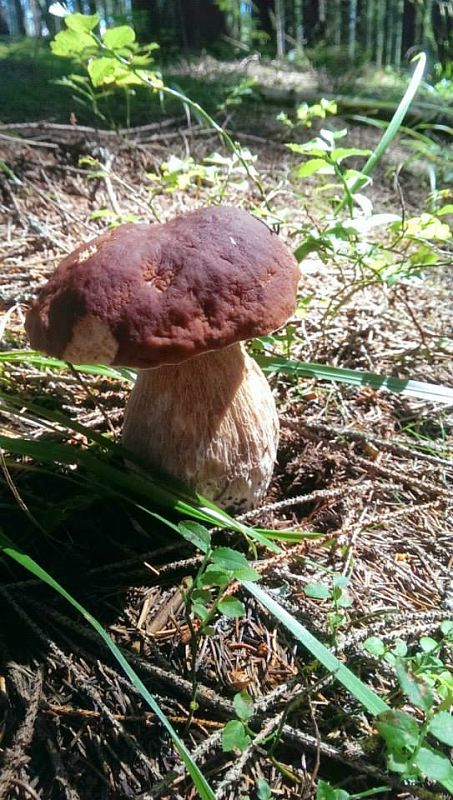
(26, 206, 300, 511)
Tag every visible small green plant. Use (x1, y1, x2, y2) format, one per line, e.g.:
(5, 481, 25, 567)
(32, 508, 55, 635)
(177, 521, 260, 710)
(277, 97, 337, 129)
(146, 147, 259, 202)
(221, 689, 255, 752)
(287, 127, 372, 213)
(282, 119, 452, 314)
(304, 575, 353, 638)
(364, 620, 453, 699)
(218, 77, 258, 113)
(51, 12, 161, 127)
(364, 623, 453, 790)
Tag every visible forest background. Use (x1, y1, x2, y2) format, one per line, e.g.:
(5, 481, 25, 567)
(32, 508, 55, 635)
(2, 0, 452, 72)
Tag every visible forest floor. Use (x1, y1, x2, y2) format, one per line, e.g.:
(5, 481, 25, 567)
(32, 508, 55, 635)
(0, 101, 452, 800)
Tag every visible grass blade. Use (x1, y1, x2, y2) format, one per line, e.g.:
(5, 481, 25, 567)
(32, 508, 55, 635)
(257, 354, 453, 404)
(0, 529, 216, 800)
(0, 428, 280, 552)
(0, 350, 135, 382)
(335, 53, 426, 214)
(243, 580, 389, 716)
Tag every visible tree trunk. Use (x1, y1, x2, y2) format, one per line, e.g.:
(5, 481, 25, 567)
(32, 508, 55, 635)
(275, 0, 286, 58)
(330, 0, 341, 46)
(131, 0, 153, 39)
(375, 0, 386, 67)
(0, 2, 9, 35)
(13, 0, 26, 35)
(414, 0, 422, 43)
(365, 0, 374, 55)
(29, 0, 43, 36)
(393, 0, 404, 68)
(422, 0, 437, 59)
(348, 0, 357, 60)
(240, 0, 253, 45)
(293, 0, 304, 54)
(274, 0, 285, 59)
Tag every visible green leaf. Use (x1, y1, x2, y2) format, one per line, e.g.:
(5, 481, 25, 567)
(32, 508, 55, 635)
(218, 597, 245, 619)
(391, 639, 408, 657)
(0, 352, 136, 383)
(330, 147, 371, 162)
(419, 636, 438, 653)
(404, 213, 451, 242)
(414, 746, 453, 783)
(51, 28, 94, 56)
(386, 749, 413, 776)
(316, 780, 349, 800)
(296, 158, 329, 177)
(437, 204, 453, 216)
(221, 720, 251, 752)
(440, 620, 453, 636)
(192, 589, 211, 603)
(178, 521, 211, 553)
(304, 582, 331, 600)
(376, 709, 420, 754)
(336, 591, 352, 609)
(257, 778, 273, 800)
(192, 602, 210, 623)
(332, 575, 350, 588)
(409, 244, 441, 267)
(212, 548, 260, 582)
(395, 661, 433, 712)
(200, 565, 231, 588)
(88, 56, 120, 86)
(65, 12, 99, 32)
(103, 25, 135, 49)
(363, 637, 386, 657)
(233, 690, 254, 722)
(287, 139, 330, 156)
(428, 711, 453, 746)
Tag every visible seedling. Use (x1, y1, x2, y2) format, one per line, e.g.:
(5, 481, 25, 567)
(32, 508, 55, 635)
(304, 574, 353, 639)
(178, 521, 260, 711)
(364, 624, 453, 789)
(221, 689, 255, 752)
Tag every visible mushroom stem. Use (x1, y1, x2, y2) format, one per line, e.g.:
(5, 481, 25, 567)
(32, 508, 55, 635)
(122, 343, 279, 511)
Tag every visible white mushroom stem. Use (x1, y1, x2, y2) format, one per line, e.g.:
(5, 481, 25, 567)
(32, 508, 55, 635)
(122, 343, 279, 511)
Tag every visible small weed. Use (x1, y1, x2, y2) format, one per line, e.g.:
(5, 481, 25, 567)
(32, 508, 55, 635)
(364, 624, 453, 789)
(221, 689, 255, 752)
(304, 574, 353, 639)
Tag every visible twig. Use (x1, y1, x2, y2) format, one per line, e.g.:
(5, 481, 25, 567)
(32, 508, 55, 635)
(354, 455, 452, 498)
(282, 724, 396, 785)
(237, 480, 378, 521)
(0, 668, 43, 800)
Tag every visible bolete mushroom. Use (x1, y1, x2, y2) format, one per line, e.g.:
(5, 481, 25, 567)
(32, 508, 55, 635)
(26, 206, 299, 510)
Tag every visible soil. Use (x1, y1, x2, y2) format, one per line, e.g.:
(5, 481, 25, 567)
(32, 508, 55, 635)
(0, 107, 452, 800)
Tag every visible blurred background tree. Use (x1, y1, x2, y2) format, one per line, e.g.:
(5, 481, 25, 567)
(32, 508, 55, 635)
(1, 0, 451, 67)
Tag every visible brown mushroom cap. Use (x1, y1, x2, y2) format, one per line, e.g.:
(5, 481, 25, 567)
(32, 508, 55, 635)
(26, 206, 299, 368)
